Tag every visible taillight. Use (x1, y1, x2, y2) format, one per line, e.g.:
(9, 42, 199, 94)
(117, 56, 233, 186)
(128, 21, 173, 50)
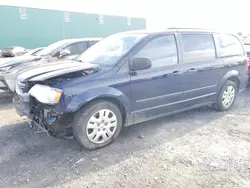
(244, 58, 250, 72)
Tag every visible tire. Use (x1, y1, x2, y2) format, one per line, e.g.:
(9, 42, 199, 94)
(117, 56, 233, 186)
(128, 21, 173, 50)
(73, 100, 123, 150)
(215, 80, 237, 111)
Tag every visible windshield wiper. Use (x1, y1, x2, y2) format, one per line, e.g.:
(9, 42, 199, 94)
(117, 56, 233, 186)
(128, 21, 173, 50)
(72, 58, 82, 62)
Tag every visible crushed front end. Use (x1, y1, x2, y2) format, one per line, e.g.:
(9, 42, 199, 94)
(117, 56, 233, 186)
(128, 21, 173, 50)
(13, 62, 100, 139)
(13, 81, 74, 138)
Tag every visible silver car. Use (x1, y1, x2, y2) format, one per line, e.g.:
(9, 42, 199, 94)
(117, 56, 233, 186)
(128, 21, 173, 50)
(0, 38, 101, 93)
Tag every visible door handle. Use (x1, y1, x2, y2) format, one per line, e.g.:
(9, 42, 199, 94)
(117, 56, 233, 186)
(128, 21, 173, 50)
(172, 70, 182, 75)
(186, 68, 197, 73)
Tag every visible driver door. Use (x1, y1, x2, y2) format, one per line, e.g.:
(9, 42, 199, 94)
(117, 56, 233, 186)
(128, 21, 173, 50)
(130, 34, 185, 123)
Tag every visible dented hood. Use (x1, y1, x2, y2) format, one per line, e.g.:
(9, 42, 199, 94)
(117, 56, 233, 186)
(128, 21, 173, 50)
(17, 60, 99, 82)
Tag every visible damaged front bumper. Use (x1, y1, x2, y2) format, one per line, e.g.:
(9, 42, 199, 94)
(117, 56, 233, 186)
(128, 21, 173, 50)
(13, 94, 74, 138)
(13, 93, 31, 117)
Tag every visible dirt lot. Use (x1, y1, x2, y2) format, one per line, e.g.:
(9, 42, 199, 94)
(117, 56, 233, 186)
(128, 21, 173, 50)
(0, 89, 250, 188)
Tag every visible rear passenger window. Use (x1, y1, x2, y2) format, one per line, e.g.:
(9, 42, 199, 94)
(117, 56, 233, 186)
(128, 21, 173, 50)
(217, 34, 244, 57)
(182, 34, 216, 63)
(136, 35, 178, 68)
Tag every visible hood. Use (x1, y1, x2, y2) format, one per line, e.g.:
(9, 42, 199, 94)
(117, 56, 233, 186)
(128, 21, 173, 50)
(18, 60, 99, 82)
(0, 55, 41, 68)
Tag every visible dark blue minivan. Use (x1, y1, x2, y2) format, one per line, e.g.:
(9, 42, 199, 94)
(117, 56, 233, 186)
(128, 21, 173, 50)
(14, 28, 249, 149)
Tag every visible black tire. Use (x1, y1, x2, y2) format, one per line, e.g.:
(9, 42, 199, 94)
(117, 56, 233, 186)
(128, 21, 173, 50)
(73, 100, 123, 150)
(215, 80, 237, 111)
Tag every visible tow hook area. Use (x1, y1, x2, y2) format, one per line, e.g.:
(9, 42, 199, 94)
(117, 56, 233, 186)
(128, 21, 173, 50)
(30, 112, 74, 140)
(29, 119, 51, 136)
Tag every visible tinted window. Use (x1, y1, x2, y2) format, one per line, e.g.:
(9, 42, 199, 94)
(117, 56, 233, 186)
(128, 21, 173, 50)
(136, 35, 178, 68)
(217, 34, 244, 57)
(182, 34, 215, 63)
(64, 42, 88, 55)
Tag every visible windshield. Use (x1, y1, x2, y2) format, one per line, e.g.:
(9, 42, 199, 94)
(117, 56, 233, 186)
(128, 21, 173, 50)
(26, 48, 43, 56)
(38, 40, 68, 56)
(76, 33, 147, 65)
(31, 48, 43, 56)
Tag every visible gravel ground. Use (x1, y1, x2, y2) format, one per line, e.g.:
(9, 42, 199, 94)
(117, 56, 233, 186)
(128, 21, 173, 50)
(0, 88, 250, 188)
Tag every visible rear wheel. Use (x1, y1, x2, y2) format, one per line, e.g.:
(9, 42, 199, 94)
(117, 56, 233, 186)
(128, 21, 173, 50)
(215, 80, 237, 111)
(73, 100, 122, 150)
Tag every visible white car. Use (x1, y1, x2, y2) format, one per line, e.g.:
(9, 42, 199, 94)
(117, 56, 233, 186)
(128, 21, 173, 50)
(0, 38, 101, 93)
(1, 46, 27, 57)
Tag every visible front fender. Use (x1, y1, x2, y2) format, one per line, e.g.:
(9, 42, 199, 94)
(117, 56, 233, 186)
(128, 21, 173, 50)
(64, 87, 131, 116)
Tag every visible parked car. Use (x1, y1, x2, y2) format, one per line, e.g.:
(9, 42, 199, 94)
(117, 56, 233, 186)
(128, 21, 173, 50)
(1, 46, 27, 57)
(243, 36, 250, 56)
(0, 38, 101, 93)
(25, 47, 44, 56)
(14, 29, 249, 150)
(0, 47, 44, 66)
(242, 37, 250, 79)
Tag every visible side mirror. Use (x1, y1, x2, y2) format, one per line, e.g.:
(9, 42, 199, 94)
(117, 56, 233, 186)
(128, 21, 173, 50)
(59, 49, 71, 58)
(129, 57, 152, 71)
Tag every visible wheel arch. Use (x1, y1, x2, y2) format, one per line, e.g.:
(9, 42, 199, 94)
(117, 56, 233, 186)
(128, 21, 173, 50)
(65, 87, 132, 125)
(218, 70, 240, 92)
(228, 76, 240, 91)
(79, 97, 128, 125)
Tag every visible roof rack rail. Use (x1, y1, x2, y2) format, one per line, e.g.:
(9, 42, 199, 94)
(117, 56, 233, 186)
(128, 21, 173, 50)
(167, 27, 208, 30)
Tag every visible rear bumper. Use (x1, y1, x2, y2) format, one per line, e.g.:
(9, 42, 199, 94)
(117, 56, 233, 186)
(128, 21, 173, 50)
(1, 52, 14, 57)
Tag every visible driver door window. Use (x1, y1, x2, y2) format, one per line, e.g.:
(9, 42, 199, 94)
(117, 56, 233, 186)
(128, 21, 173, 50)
(135, 35, 178, 68)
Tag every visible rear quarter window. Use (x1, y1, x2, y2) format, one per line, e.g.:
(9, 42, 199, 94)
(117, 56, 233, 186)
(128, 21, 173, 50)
(216, 34, 244, 57)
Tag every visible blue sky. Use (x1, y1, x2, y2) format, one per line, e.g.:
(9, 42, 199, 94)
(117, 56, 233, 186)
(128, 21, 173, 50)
(1, 0, 249, 34)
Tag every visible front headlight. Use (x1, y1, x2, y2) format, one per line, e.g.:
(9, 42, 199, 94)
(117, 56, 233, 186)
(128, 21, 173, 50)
(28, 84, 63, 104)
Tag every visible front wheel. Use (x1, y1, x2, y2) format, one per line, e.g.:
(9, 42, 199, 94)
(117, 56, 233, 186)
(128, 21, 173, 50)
(73, 100, 123, 150)
(215, 80, 237, 111)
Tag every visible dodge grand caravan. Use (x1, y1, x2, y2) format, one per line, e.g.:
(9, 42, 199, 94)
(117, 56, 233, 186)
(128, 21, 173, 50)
(14, 28, 249, 150)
